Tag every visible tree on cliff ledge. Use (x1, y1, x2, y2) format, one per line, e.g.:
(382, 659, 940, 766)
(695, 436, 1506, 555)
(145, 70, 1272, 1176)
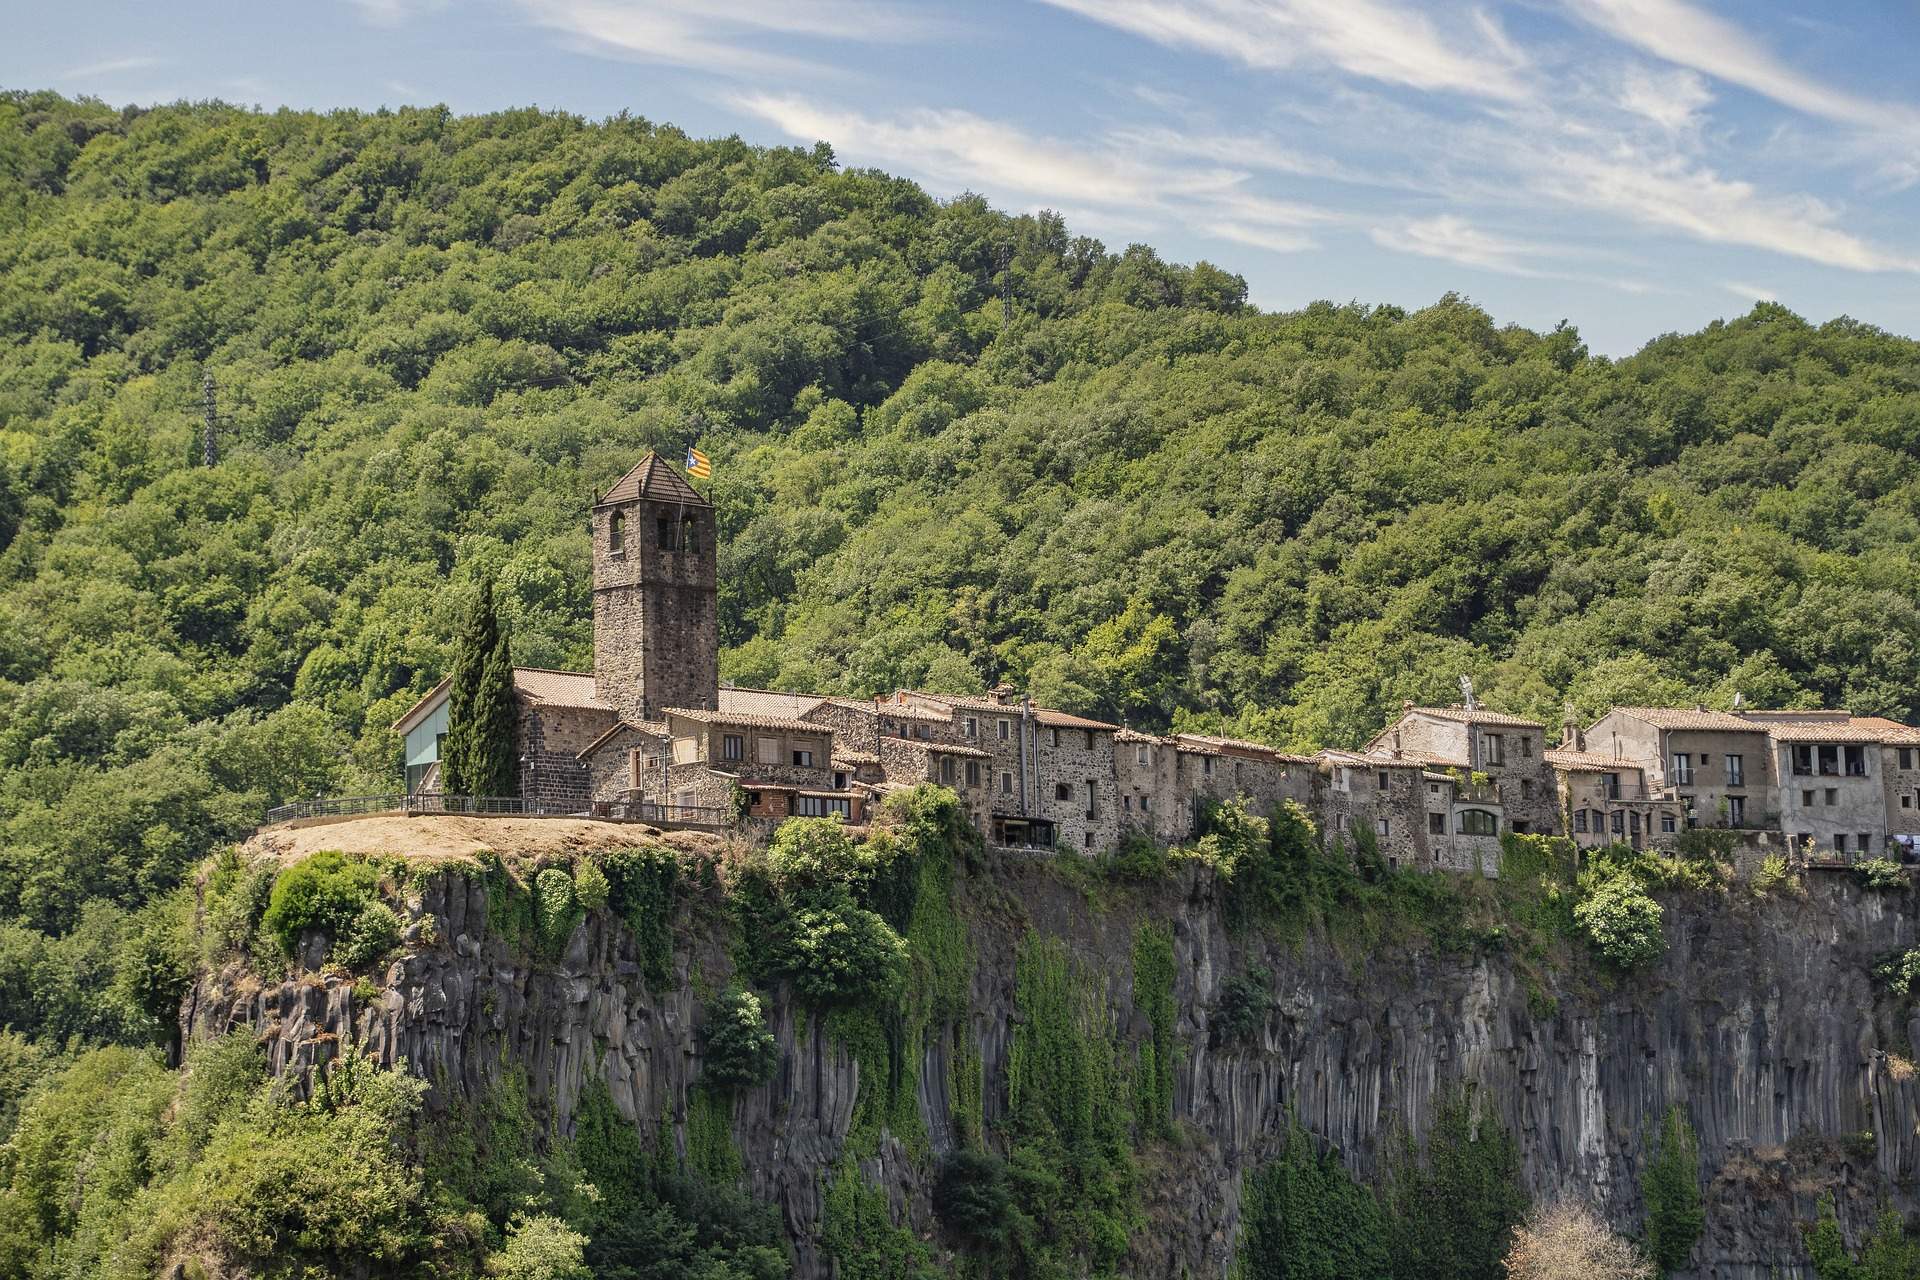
(442, 579, 516, 798)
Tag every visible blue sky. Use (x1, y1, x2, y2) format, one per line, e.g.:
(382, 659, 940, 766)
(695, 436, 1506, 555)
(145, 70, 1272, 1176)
(9, 0, 1920, 354)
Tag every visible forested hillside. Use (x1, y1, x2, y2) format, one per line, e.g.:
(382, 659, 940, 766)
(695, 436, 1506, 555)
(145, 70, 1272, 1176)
(2, 90, 1919, 1061)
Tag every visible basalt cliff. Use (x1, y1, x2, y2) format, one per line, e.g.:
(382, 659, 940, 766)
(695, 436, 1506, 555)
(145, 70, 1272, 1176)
(188, 824, 1920, 1279)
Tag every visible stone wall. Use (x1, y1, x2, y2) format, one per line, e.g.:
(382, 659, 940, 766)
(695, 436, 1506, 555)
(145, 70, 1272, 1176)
(592, 494, 718, 722)
(518, 700, 617, 811)
(1030, 725, 1120, 853)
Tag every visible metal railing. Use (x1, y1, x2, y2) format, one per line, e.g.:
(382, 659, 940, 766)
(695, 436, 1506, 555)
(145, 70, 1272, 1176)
(589, 799, 732, 827)
(262, 793, 590, 825)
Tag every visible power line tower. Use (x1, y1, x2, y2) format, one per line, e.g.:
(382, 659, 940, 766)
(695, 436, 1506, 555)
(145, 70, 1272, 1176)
(200, 371, 219, 468)
(997, 242, 1013, 328)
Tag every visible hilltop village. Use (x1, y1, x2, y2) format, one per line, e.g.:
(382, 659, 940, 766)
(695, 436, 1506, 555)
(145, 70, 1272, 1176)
(392, 453, 1920, 871)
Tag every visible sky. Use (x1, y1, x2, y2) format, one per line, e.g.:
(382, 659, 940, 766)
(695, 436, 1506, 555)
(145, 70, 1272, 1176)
(8, 0, 1920, 355)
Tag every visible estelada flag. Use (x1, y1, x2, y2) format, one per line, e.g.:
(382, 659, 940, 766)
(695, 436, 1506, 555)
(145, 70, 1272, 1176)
(685, 446, 712, 480)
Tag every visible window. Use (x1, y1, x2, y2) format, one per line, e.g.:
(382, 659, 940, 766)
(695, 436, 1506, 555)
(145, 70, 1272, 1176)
(1520, 779, 1534, 800)
(1904, 793, 1914, 810)
(1519, 736, 1532, 758)
(1049, 728, 1060, 748)
(1142, 795, 1151, 812)
(656, 515, 677, 550)
(745, 791, 762, 809)
(966, 717, 977, 739)
(1825, 788, 1838, 805)
(998, 719, 1010, 742)
(1138, 745, 1150, 766)
(1574, 810, 1589, 833)
(1792, 745, 1814, 776)
(608, 510, 625, 554)
(1085, 730, 1095, 749)
(1818, 744, 1839, 776)
(756, 737, 780, 765)
(1376, 817, 1390, 836)
(1902, 748, 1915, 770)
(834, 770, 849, 789)
(1661, 813, 1676, 833)
(1084, 780, 1097, 817)
(1000, 771, 1013, 794)
(1726, 796, 1745, 827)
(1084, 833, 1094, 849)
(1429, 812, 1446, 834)
(940, 756, 955, 784)
(1124, 795, 1133, 811)
(1670, 752, 1692, 785)
(1603, 773, 1620, 800)
(914, 724, 930, 740)
(1846, 745, 1867, 777)
(1629, 811, 1641, 834)
(796, 795, 851, 819)
(1203, 756, 1215, 777)
(1611, 811, 1624, 834)
(1802, 789, 1815, 806)
(722, 734, 744, 762)
(1726, 754, 1744, 787)
(1860, 833, 1873, 853)
(1835, 834, 1847, 853)
(1458, 809, 1498, 836)
(1428, 782, 1440, 796)
(792, 749, 815, 767)
(1482, 734, 1505, 765)
(1055, 782, 1071, 801)
(680, 515, 697, 554)
(1378, 770, 1391, 790)
(966, 761, 980, 787)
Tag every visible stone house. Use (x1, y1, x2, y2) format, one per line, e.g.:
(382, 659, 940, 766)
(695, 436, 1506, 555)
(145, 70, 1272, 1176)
(393, 667, 618, 812)
(1546, 746, 1681, 850)
(1741, 711, 1902, 859)
(1582, 707, 1770, 833)
(1366, 704, 1558, 836)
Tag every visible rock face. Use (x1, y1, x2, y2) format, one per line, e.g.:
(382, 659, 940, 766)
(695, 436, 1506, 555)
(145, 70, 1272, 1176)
(187, 857, 1920, 1279)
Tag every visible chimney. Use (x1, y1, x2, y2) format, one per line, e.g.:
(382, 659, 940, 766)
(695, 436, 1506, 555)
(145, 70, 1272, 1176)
(1562, 703, 1584, 753)
(990, 682, 1016, 707)
(1391, 729, 1403, 759)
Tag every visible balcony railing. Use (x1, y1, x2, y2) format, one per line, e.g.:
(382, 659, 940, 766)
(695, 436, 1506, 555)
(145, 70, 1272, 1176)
(262, 792, 590, 825)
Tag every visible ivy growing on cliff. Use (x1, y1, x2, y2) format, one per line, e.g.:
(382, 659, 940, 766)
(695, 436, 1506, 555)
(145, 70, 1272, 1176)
(1641, 1105, 1703, 1274)
(1131, 922, 1177, 1138)
(1378, 1090, 1529, 1280)
(1235, 1113, 1391, 1280)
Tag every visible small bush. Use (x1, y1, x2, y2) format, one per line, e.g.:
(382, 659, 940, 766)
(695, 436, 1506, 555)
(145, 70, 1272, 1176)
(261, 852, 382, 959)
(1102, 832, 1170, 881)
(490, 1214, 590, 1280)
(933, 1149, 1018, 1250)
(1574, 878, 1666, 970)
(1877, 948, 1920, 999)
(533, 867, 580, 956)
(1752, 853, 1792, 896)
(764, 817, 891, 898)
(779, 904, 906, 1006)
(1858, 857, 1907, 891)
(572, 859, 609, 912)
(335, 900, 402, 969)
(1210, 967, 1272, 1049)
(701, 988, 778, 1091)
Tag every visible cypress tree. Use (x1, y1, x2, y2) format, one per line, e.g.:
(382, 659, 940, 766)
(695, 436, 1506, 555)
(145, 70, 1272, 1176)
(1643, 1105, 1704, 1273)
(442, 579, 517, 797)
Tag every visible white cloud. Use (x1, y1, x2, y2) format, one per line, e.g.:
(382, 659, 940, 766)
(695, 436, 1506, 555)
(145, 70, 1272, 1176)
(1722, 280, 1778, 303)
(350, 0, 449, 28)
(733, 93, 1339, 252)
(1038, 0, 1532, 102)
(1565, 0, 1920, 133)
(59, 55, 161, 79)
(1371, 214, 1553, 275)
(515, 0, 940, 77)
(1614, 63, 1713, 133)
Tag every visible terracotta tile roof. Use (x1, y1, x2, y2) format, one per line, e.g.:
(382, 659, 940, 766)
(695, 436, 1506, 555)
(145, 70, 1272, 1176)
(925, 742, 992, 758)
(1609, 706, 1762, 732)
(576, 719, 667, 760)
(1545, 748, 1644, 773)
(719, 687, 829, 719)
(596, 452, 710, 507)
(852, 699, 954, 723)
(512, 667, 611, 711)
(832, 750, 880, 765)
(1401, 706, 1546, 729)
(1760, 717, 1918, 743)
(904, 690, 1120, 731)
(663, 707, 834, 734)
(1320, 749, 1424, 768)
(1369, 747, 1470, 768)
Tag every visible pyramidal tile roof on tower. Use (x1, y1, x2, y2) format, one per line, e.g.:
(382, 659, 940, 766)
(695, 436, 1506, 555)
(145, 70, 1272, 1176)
(596, 452, 710, 507)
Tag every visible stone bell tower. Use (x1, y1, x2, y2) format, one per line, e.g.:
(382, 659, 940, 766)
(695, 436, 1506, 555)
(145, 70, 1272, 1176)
(591, 452, 719, 723)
